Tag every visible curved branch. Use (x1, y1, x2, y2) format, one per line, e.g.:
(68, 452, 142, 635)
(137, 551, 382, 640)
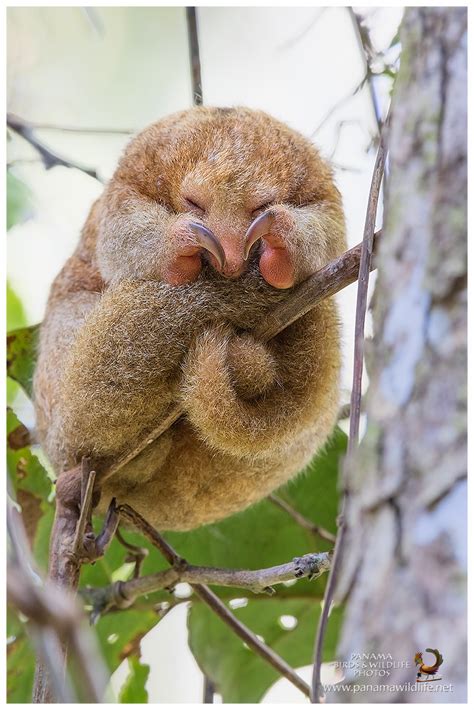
(7, 114, 102, 182)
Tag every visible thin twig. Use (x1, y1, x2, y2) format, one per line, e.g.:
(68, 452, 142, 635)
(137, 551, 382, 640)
(312, 74, 368, 136)
(186, 7, 203, 106)
(268, 494, 336, 544)
(118, 504, 180, 563)
(7, 113, 103, 182)
(337, 394, 367, 422)
(194, 584, 312, 698)
(82, 550, 332, 615)
(348, 8, 383, 132)
(348, 138, 387, 449)
(311, 130, 388, 703)
(33, 630, 75, 703)
(20, 121, 134, 134)
(331, 160, 363, 174)
(115, 528, 149, 579)
(72, 459, 96, 556)
(117, 504, 312, 699)
(328, 119, 365, 161)
(278, 8, 326, 50)
(99, 231, 381, 486)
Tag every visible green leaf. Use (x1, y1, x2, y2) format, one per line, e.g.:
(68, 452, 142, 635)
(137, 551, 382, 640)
(7, 281, 27, 332)
(7, 170, 33, 230)
(7, 611, 35, 703)
(93, 609, 158, 674)
(7, 376, 20, 407)
(6, 324, 40, 397)
(7, 408, 52, 501)
(118, 656, 150, 703)
(7, 409, 53, 570)
(184, 428, 346, 702)
(188, 598, 343, 703)
(32, 505, 55, 573)
(77, 527, 166, 675)
(7, 284, 29, 405)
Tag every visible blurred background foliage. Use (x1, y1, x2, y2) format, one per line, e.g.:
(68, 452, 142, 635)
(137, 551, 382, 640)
(7, 5, 401, 703)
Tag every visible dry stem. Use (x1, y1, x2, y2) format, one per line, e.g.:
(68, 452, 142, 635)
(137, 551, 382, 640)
(82, 551, 332, 615)
(268, 494, 336, 543)
(311, 131, 387, 703)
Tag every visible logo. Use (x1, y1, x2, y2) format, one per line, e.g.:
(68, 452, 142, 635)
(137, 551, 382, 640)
(414, 648, 444, 682)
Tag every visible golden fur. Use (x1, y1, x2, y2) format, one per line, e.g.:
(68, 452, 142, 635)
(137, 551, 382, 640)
(33, 106, 346, 530)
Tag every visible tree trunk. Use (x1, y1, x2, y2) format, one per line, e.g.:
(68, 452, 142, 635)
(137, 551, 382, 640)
(330, 7, 467, 702)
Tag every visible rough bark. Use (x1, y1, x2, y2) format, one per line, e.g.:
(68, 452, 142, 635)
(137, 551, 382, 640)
(330, 7, 467, 703)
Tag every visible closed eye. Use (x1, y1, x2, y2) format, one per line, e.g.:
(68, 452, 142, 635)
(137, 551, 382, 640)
(184, 197, 205, 213)
(251, 202, 272, 218)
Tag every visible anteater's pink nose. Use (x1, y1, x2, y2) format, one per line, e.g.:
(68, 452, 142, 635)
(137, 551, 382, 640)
(214, 237, 246, 279)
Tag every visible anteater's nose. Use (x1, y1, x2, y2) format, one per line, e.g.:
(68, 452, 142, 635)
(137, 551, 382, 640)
(221, 259, 245, 279)
(216, 237, 246, 279)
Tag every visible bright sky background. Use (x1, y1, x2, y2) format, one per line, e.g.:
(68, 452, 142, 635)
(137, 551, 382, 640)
(7, 5, 402, 702)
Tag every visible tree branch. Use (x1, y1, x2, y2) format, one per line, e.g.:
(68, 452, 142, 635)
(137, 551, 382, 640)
(16, 121, 134, 134)
(115, 528, 149, 578)
(82, 550, 332, 615)
(337, 394, 366, 421)
(186, 7, 203, 105)
(7, 500, 108, 703)
(117, 504, 313, 699)
(311, 128, 388, 703)
(347, 8, 384, 132)
(194, 584, 312, 698)
(33, 460, 118, 701)
(268, 494, 336, 543)
(7, 113, 103, 182)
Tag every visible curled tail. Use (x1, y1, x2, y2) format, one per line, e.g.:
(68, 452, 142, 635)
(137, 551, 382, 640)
(181, 306, 340, 460)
